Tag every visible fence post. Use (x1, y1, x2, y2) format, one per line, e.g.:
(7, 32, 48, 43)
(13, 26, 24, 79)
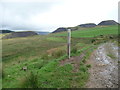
(67, 29, 71, 59)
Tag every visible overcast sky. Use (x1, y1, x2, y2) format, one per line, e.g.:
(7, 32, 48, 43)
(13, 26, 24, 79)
(0, 0, 119, 32)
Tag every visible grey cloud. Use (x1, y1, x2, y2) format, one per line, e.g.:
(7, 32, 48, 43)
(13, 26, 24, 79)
(0, 1, 60, 31)
(118, 1, 120, 23)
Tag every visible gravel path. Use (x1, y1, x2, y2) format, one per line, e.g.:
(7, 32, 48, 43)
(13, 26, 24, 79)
(86, 42, 118, 88)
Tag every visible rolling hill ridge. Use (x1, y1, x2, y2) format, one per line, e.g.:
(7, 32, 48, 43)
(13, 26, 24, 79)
(52, 20, 118, 33)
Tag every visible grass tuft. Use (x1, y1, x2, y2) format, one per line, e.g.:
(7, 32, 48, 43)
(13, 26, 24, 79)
(51, 49, 66, 58)
(86, 64, 91, 68)
(71, 46, 78, 54)
(20, 71, 39, 88)
(79, 65, 88, 72)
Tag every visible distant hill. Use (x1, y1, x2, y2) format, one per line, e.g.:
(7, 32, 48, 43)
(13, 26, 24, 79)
(53, 25, 118, 38)
(35, 31, 50, 35)
(79, 23, 97, 28)
(0, 30, 14, 33)
(2, 31, 38, 39)
(98, 20, 118, 26)
(52, 28, 67, 33)
(52, 24, 97, 33)
(52, 20, 118, 33)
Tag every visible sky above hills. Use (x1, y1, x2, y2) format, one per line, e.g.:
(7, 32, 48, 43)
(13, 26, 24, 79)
(0, 0, 119, 32)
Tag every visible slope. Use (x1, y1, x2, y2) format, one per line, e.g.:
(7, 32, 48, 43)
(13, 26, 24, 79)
(53, 25, 118, 38)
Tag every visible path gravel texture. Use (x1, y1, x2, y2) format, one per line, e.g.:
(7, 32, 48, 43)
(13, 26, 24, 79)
(86, 43, 118, 88)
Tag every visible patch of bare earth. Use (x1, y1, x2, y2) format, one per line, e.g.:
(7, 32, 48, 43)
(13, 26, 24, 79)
(60, 53, 85, 72)
(86, 43, 118, 88)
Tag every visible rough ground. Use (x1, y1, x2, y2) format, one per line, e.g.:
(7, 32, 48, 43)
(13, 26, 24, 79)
(60, 53, 85, 72)
(86, 42, 118, 88)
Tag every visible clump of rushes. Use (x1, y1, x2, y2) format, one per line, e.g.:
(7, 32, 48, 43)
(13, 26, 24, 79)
(20, 71, 39, 88)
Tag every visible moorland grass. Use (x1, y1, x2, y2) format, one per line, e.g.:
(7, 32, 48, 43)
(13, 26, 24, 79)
(2, 25, 118, 88)
(53, 25, 118, 38)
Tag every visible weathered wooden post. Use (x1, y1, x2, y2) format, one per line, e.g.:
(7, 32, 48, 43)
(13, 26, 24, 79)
(67, 29, 71, 59)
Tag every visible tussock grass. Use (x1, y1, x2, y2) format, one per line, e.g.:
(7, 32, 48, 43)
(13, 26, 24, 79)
(20, 71, 39, 88)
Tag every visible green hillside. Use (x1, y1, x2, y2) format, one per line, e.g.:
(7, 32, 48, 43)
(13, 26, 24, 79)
(53, 25, 118, 38)
(1, 25, 118, 88)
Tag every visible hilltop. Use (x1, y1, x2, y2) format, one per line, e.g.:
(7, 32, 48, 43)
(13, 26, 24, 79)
(79, 23, 97, 28)
(52, 28, 67, 33)
(0, 30, 14, 33)
(52, 20, 118, 33)
(2, 31, 38, 39)
(98, 20, 118, 26)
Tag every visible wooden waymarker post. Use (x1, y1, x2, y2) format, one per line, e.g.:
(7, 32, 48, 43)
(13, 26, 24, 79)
(67, 29, 71, 59)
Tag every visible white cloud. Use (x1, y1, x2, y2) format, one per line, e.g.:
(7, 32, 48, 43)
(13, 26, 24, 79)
(0, 0, 119, 32)
(29, 0, 119, 30)
(1, 0, 63, 3)
(118, 1, 120, 23)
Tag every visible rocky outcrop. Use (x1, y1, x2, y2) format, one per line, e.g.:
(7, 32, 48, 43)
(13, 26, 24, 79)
(98, 20, 118, 26)
(52, 28, 67, 33)
(79, 23, 97, 28)
(2, 31, 38, 39)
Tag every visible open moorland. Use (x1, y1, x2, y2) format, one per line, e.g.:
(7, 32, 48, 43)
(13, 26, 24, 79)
(1, 25, 119, 88)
